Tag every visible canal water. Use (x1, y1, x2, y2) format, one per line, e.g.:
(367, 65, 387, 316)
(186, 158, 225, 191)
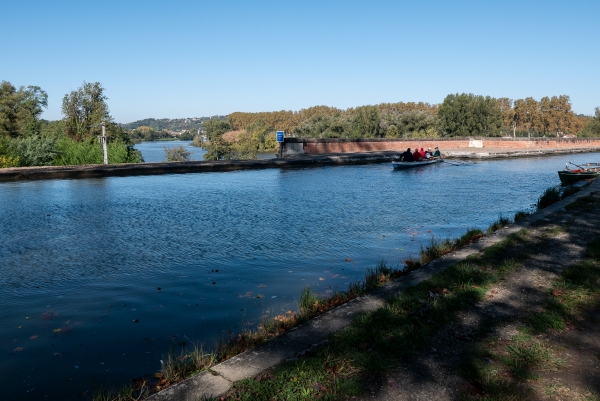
(1, 152, 597, 400)
(133, 140, 276, 163)
(133, 140, 206, 163)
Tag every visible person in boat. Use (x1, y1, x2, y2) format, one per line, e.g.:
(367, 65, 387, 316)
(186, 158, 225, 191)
(413, 148, 422, 161)
(433, 147, 441, 158)
(424, 148, 433, 158)
(400, 148, 414, 162)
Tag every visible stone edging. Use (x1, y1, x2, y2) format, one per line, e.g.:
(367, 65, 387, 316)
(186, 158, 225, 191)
(147, 179, 600, 400)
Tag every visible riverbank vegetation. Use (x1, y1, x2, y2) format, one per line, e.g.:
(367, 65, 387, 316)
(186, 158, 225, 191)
(0, 80, 142, 167)
(200, 95, 600, 160)
(4, 79, 600, 165)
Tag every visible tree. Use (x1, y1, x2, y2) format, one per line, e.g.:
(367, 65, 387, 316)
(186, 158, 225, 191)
(62, 82, 110, 141)
(164, 145, 191, 161)
(0, 81, 48, 137)
(203, 119, 231, 141)
(496, 98, 516, 136)
(438, 93, 502, 137)
(580, 107, 600, 137)
(350, 106, 382, 138)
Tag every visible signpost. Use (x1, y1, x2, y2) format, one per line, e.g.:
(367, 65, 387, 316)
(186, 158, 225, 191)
(100, 122, 108, 164)
(276, 131, 284, 158)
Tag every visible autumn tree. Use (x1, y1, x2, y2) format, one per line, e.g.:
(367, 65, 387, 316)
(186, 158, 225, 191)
(496, 97, 517, 136)
(513, 97, 540, 136)
(62, 82, 110, 141)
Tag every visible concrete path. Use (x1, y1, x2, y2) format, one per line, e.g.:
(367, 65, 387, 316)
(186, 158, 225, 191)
(147, 179, 600, 400)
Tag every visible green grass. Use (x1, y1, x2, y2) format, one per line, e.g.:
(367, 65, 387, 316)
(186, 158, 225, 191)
(487, 215, 512, 234)
(537, 186, 562, 210)
(514, 210, 531, 221)
(565, 194, 600, 211)
(457, 234, 600, 400)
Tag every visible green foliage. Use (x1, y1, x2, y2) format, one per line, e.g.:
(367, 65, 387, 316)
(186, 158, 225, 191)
(293, 114, 352, 138)
(204, 119, 231, 141)
(129, 126, 172, 142)
(164, 145, 191, 162)
(178, 131, 194, 140)
(438, 93, 503, 137)
(579, 107, 600, 137)
(536, 186, 562, 210)
(121, 116, 222, 132)
(0, 155, 19, 168)
(245, 120, 277, 151)
(6, 135, 57, 166)
(203, 138, 232, 160)
(486, 215, 512, 233)
(61, 81, 110, 141)
(53, 137, 143, 165)
(350, 105, 383, 138)
(391, 111, 440, 138)
(0, 81, 48, 137)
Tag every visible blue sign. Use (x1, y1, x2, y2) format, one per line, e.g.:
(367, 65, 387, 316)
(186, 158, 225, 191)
(276, 131, 285, 143)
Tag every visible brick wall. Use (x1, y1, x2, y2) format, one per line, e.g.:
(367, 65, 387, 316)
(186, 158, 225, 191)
(284, 138, 600, 154)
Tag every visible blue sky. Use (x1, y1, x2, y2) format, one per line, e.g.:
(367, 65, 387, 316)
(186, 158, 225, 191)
(2, 0, 598, 123)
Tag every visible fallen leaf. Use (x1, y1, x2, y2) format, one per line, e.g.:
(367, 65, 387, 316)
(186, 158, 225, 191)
(344, 258, 351, 262)
(30, 335, 38, 340)
(257, 294, 265, 299)
(552, 288, 563, 297)
(53, 328, 62, 333)
(13, 347, 24, 352)
(319, 277, 325, 281)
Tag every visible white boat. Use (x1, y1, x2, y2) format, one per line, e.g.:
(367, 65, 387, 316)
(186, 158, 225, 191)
(391, 158, 443, 170)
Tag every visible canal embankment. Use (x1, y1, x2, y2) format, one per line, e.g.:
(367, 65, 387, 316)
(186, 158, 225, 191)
(147, 177, 600, 400)
(2, 145, 600, 182)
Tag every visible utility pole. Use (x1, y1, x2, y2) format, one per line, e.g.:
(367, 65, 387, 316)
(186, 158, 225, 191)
(101, 122, 108, 164)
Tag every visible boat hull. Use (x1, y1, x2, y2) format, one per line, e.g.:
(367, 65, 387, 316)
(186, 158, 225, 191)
(392, 159, 442, 170)
(558, 170, 600, 184)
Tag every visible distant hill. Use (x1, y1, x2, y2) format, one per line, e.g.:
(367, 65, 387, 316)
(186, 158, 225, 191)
(121, 116, 227, 132)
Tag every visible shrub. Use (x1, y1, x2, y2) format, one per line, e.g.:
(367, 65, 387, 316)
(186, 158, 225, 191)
(537, 186, 561, 210)
(6, 135, 57, 166)
(164, 145, 191, 162)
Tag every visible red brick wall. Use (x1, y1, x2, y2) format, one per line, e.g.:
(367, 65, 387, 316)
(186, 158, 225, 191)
(297, 138, 600, 154)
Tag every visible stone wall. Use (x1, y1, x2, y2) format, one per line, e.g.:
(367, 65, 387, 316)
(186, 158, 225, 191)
(283, 137, 600, 155)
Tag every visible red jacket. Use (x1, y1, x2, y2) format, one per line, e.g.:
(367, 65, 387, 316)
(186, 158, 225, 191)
(413, 150, 421, 161)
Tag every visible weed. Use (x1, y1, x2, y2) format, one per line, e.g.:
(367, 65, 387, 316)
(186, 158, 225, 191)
(542, 225, 565, 237)
(514, 210, 530, 221)
(560, 185, 582, 199)
(537, 186, 561, 210)
(487, 215, 512, 234)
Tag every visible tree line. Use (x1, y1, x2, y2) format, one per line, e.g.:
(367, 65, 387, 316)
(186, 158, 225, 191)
(0, 81, 142, 168)
(2, 80, 599, 165)
(200, 95, 599, 160)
